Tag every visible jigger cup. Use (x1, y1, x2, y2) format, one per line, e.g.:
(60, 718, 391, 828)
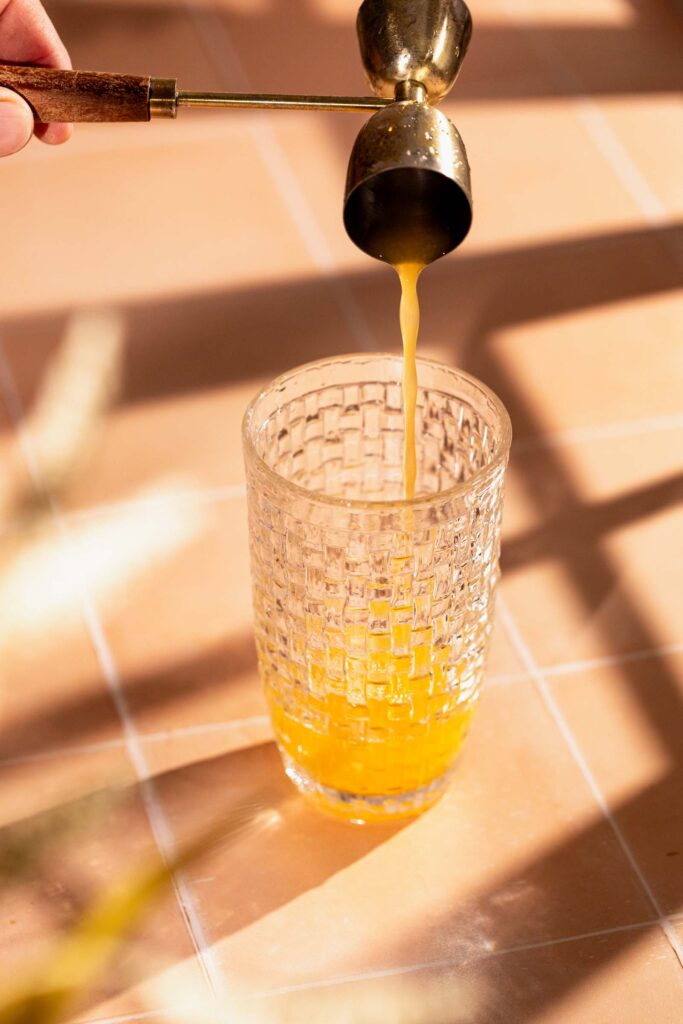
(343, 97, 472, 265)
(343, 0, 474, 263)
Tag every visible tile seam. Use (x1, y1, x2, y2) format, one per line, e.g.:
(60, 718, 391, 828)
(183, 2, 376, 353)
(232, 919, 664, 1002)
(75, 919, 671, 1020)
(498, 0, 682, 268)
(498, 596, 683, 970)
(0, 340, 226, 1006)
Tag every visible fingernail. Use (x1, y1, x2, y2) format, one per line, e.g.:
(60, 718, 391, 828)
(0, 91, 34, 156)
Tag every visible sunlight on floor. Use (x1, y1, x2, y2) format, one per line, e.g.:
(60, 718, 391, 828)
(0, 309, 213, 646)
(0, 479, 210, 643)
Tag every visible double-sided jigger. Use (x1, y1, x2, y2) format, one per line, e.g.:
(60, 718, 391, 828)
(0, 0, 472, 263)
(345, 0, 472, 264)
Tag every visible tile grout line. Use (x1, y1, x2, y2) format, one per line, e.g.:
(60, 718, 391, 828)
(499, 0, 682, 268)
(0, 737, 132, 769)
(75, 1010, 172, 1024)
(494, 4, 683, 972)
(487, 640, 683, 687)
(68, 590, 227, 1004)
(511, 413, 683, 454)
(0, 716, 273, 770)
(3, 521, 678, 977)
(184, 2, 377, 353)
(66, 483, 248, 524)
(496, 1, 683, 972)
(0, 341, 227, 1008)
(246, 919, 662, 1000)
(134, 714, 271, 742)
(497, 595, 683, 970)
(75, 917, 664, 1021)
(576, 97, 669, 226)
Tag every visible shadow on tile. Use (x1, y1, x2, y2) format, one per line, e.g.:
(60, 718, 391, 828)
(2, 678, 682, 1021)
(153, 732, 681, 1016)
(47, 0, 683, 103)
(0, 633, 258, 761)
(153, 739, 410, 935)
(44, 0, 227, 84)
(0, 754, 205, 1018)
(2, 220, 679, 429)
(382, 781, 681, 1024)
(0, 738, 407, 1017)
(502, 470, 683, 576)
(550, 652, 683, 916)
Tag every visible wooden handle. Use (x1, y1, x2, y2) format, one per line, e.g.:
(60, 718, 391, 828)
(0, 64, 152, 122)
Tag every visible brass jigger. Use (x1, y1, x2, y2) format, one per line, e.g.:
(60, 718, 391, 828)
(345, 0, 473, 265)
(0, 0, 472, 263)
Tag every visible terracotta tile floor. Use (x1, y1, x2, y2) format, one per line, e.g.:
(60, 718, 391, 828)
(0, 0, 682, 1020)
(0, 750, 209, 1018)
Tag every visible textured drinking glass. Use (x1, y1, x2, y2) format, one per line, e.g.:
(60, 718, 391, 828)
(243, 354, 511, 821)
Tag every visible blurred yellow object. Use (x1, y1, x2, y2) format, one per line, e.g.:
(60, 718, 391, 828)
(0, 800, 263, 1024)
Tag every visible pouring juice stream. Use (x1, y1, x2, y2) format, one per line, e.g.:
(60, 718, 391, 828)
(395, 261, 424, 499)
(269, 258, 479, 814)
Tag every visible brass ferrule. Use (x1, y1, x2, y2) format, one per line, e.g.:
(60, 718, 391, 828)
(149, 78, 178, 118)
(394, 80, 427, 103)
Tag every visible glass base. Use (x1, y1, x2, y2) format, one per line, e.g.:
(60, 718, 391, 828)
(280, 749, 453, 824)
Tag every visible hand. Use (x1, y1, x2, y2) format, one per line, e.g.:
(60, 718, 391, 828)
(0, 0, 71, 156)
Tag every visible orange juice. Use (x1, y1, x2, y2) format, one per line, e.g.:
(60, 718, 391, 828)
(395, 261, 423, 499)
(248, 257, 490, 818)
(263, 616, 478, 816)
(261, 261, 479, 817)
(269, 681, 474, 812)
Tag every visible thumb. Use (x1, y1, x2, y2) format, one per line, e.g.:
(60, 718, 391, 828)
(0, 87, 34, 157)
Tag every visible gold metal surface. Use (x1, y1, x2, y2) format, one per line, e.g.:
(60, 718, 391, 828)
(149, 78, 178, 119)
(176, 91, 391, 113)
(357, 0, 472, 102)
(394, 80, 427, 103)
(343, 0, 474, 263)
(343, 99, 472, 264)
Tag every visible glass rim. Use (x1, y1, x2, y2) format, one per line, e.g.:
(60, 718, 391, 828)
(242, 352, 513, 511)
